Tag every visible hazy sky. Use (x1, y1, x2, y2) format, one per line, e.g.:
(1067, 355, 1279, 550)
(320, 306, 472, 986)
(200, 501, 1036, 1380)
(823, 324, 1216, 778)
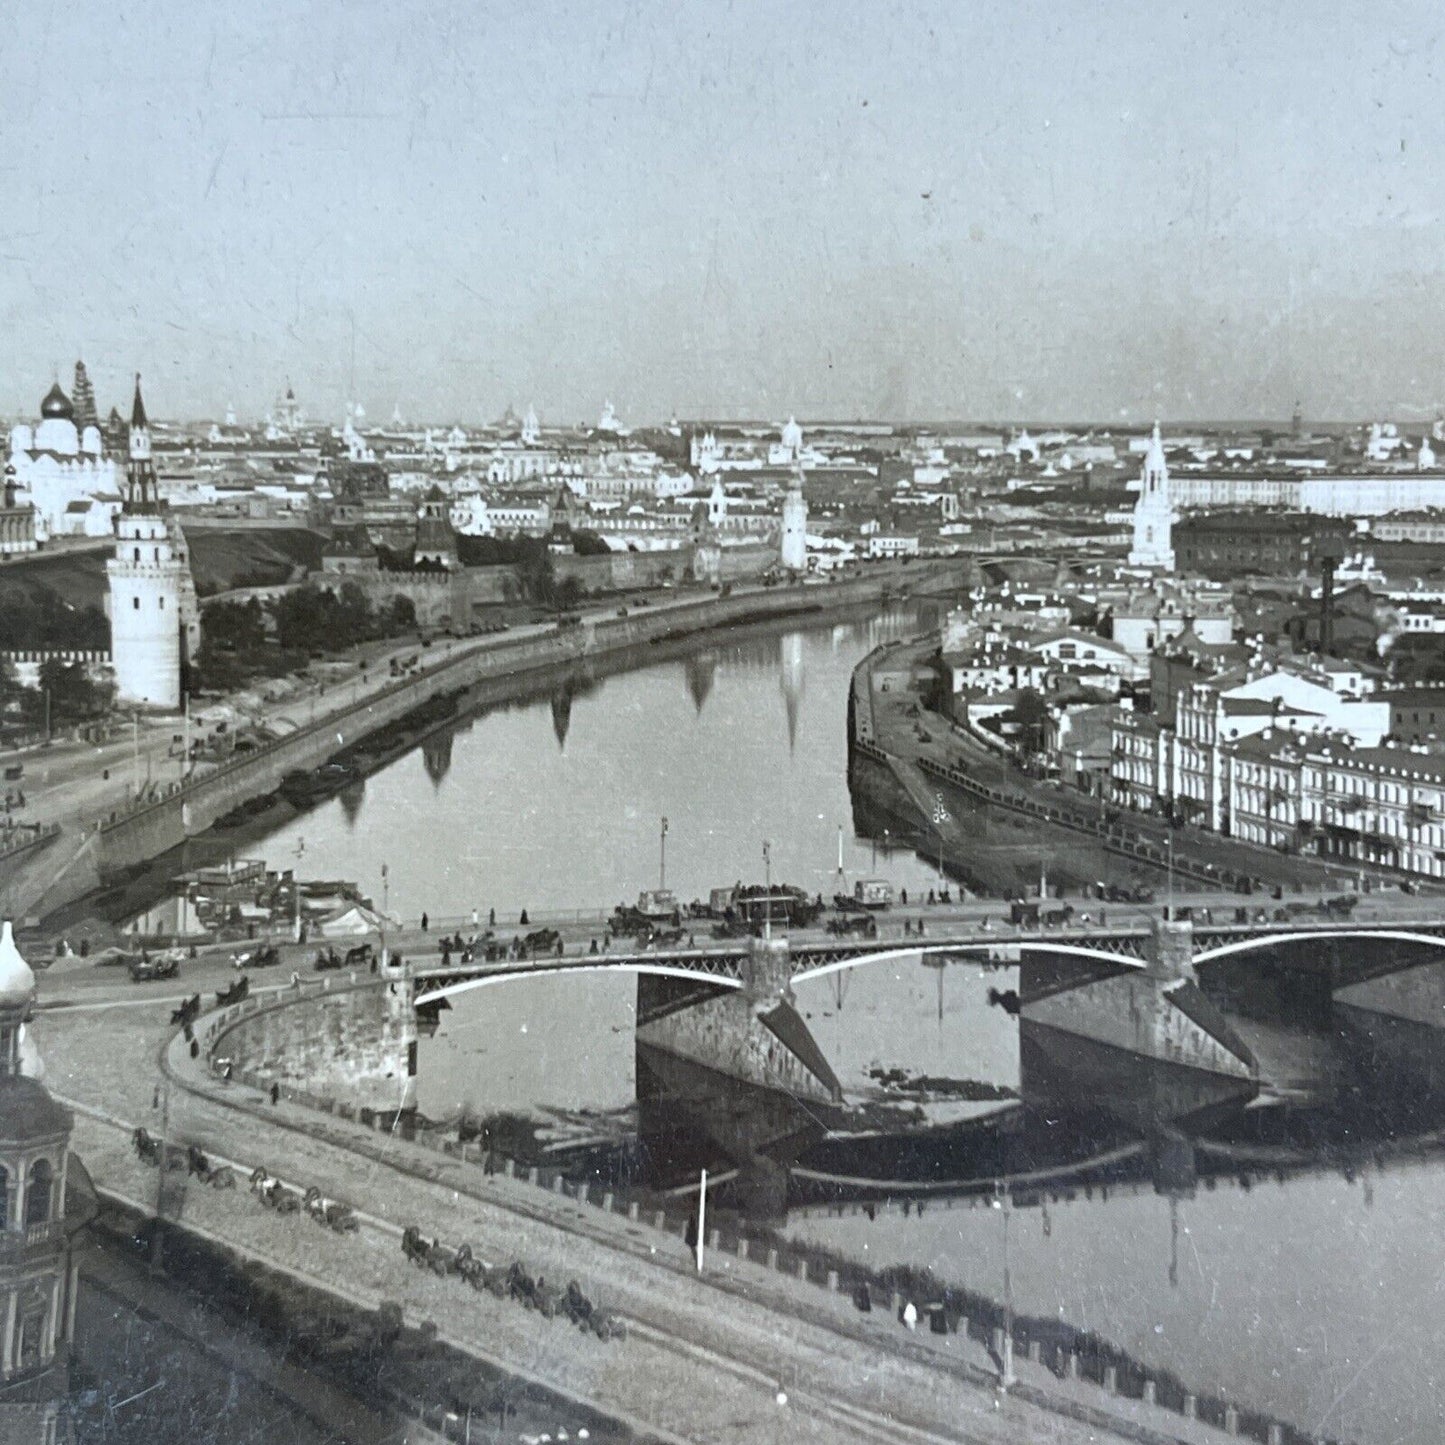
(4, 1, 1444, 424)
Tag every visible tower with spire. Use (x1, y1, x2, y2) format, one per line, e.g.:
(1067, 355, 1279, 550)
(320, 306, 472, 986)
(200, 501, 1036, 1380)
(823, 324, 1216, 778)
(0, 920, 90, 1432)
(106, 376, 196, 710)
(1127, 422, 1175, 571)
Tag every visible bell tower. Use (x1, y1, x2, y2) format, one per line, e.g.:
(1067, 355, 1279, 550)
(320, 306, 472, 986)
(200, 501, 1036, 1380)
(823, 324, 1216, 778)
(1128, 421, 1175, 571)
(0, 921, 88, 1439)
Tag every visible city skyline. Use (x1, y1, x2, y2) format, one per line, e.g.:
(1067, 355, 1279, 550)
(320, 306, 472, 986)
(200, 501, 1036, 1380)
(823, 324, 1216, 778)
(4, 1, 1445, 423)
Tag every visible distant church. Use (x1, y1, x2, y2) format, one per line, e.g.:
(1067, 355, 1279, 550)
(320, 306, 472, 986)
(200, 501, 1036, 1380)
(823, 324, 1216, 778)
(105, 378, 201, 711)
(1128, 422, 1175, 571)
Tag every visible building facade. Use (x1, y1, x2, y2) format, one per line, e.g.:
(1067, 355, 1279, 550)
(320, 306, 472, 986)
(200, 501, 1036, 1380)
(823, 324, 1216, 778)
(0, 921, 89, 1441)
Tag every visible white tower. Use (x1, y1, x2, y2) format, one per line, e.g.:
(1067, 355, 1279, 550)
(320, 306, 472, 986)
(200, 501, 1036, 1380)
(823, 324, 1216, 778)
(780, 464, 808, 572)
(107, 376, 189, 711)
(1128, 421, 1174, 571)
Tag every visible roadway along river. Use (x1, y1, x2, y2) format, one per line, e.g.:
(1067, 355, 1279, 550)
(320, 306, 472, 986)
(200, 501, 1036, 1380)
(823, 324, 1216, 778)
(245, 604, 1441, 1445)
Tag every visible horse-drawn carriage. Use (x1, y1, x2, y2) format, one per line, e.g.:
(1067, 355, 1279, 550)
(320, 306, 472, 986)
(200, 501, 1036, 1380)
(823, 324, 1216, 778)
(170, 993, 202, 1027)
(398, 1226, 625, 1339)
(303, 1186, 358, 1233)
(249, 1166, 303, 1213)
(185, 1144, 236, 1189)
(216, 975, 250, 1008)
(131, 1127, 186, 1171)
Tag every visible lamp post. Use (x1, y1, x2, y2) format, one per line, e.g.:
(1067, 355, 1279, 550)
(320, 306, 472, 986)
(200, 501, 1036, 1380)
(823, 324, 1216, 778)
(992, 1180, 1016, 1389)
(763, 839, 772, 940)
(292, 835, 305, 944)
(659, 816, 668, 893)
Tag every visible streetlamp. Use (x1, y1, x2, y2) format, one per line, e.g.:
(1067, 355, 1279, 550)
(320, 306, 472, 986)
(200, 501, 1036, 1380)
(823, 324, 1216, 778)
(991, 1180, 1016, 1389)
(659, 816, 669, 893)
(763, 839, 773, 939)
(293, 835, 306, 943)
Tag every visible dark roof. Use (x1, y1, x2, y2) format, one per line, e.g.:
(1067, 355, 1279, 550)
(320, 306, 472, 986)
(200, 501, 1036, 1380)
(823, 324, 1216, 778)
(131, 374, 149, 428)
(0, 1075, 71, 1145)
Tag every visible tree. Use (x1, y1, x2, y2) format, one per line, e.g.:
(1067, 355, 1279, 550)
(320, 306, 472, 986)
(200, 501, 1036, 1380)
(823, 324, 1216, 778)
(1011, 688, 1049, 757)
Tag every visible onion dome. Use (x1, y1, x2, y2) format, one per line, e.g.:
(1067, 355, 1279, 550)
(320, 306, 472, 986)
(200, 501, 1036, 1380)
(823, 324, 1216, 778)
(0, 919, 35, 1007)
(40, 382, 74, 420)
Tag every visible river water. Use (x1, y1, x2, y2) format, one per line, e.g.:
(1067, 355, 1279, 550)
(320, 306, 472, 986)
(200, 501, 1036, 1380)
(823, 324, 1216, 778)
(246, 606, 1445, 1445)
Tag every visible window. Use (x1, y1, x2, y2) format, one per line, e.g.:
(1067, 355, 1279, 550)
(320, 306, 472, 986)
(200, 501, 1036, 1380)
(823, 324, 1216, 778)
(159, 598, 164, 609)
(25, 1158, 51, 1225)
(132, 547, 139, 561)
(132, 597, 140, 610)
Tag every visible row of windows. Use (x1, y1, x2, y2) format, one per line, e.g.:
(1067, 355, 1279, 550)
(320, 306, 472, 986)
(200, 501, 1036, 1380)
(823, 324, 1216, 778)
(130, 596, 165, 609)
(0, 1158, 53, 1227)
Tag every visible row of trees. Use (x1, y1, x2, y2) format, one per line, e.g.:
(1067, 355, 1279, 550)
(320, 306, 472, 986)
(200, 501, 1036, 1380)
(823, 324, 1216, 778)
(195, 583, 419, 691)
(0, 584, 110, 652)
(0, 657, 113, 732)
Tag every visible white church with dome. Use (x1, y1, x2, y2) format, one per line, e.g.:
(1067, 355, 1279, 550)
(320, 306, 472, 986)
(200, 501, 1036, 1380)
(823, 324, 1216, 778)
(7, 374, 123, 540)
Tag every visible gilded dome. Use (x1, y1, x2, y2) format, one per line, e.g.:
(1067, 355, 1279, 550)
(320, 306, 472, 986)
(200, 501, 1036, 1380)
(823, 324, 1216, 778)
(40, 382, 74, 421)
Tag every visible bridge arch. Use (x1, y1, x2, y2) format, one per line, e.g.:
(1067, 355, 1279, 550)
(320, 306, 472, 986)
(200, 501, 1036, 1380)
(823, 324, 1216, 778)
(789, 940, 1146, 987)
(414, 960, 743, 1008)
(1194, 929, 1445, 967)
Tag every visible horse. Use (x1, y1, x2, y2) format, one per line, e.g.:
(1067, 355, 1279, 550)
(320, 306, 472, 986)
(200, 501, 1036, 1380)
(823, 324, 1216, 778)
(132, 1127, 159, 1164)
(303, 1186, 358, 1233)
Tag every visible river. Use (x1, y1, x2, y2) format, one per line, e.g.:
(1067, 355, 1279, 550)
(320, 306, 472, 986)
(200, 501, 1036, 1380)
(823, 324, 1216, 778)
(242, 605, 1441, 1445)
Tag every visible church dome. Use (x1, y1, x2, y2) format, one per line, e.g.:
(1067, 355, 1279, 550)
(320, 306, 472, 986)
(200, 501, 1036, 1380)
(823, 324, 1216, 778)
(0, 1075, 69, 1145)
(40, 382, 74, 421)
(0, 920, 34, 1007)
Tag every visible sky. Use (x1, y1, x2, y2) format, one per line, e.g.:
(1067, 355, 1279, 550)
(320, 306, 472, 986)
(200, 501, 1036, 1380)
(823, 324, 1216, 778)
(3, 0, 1445, 425)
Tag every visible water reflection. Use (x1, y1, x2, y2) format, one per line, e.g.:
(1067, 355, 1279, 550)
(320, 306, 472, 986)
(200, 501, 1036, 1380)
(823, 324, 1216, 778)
(419, 940, 1445, 1444)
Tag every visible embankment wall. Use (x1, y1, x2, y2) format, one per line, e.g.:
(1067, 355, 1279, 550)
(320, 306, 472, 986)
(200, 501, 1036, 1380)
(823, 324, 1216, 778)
(29, 563, 966, 913)
(208, 973, 416, 1113)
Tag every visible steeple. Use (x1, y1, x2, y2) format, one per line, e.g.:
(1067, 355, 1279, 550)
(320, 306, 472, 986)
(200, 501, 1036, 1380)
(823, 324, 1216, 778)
(1128, 421, 1175, 571)
(125, 373, 157, 513)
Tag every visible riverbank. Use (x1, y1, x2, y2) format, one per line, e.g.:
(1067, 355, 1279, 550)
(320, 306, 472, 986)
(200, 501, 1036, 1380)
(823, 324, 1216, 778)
(11, 563, 968, 927)
(849, 636, 1417, 899)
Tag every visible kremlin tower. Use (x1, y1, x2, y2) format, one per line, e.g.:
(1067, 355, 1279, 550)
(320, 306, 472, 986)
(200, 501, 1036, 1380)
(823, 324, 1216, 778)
(1127, 422, 1175, 571)
(779, 463, 808, 573)
(106, 377, 199, 711)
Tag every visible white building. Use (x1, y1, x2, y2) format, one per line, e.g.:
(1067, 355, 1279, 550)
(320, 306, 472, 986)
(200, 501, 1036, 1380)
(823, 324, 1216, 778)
(1127, 423, 1174, 570)
(780, 467, 808, 571)
(7, 377, 123, 540)
(106, 378, 199, 712)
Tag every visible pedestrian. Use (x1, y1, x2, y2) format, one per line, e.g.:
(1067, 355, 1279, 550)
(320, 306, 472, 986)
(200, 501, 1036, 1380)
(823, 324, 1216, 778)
(270, 1082, 280, 1105)
(153, 1085, 160, 1109)
(901, 887, 908, 905)
(421, 911, 429, 933)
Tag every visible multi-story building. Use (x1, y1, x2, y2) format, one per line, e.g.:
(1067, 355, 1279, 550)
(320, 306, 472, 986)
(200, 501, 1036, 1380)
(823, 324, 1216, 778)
(1112, 661, 1390, 831)
(1174, 512, 1354, 579)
